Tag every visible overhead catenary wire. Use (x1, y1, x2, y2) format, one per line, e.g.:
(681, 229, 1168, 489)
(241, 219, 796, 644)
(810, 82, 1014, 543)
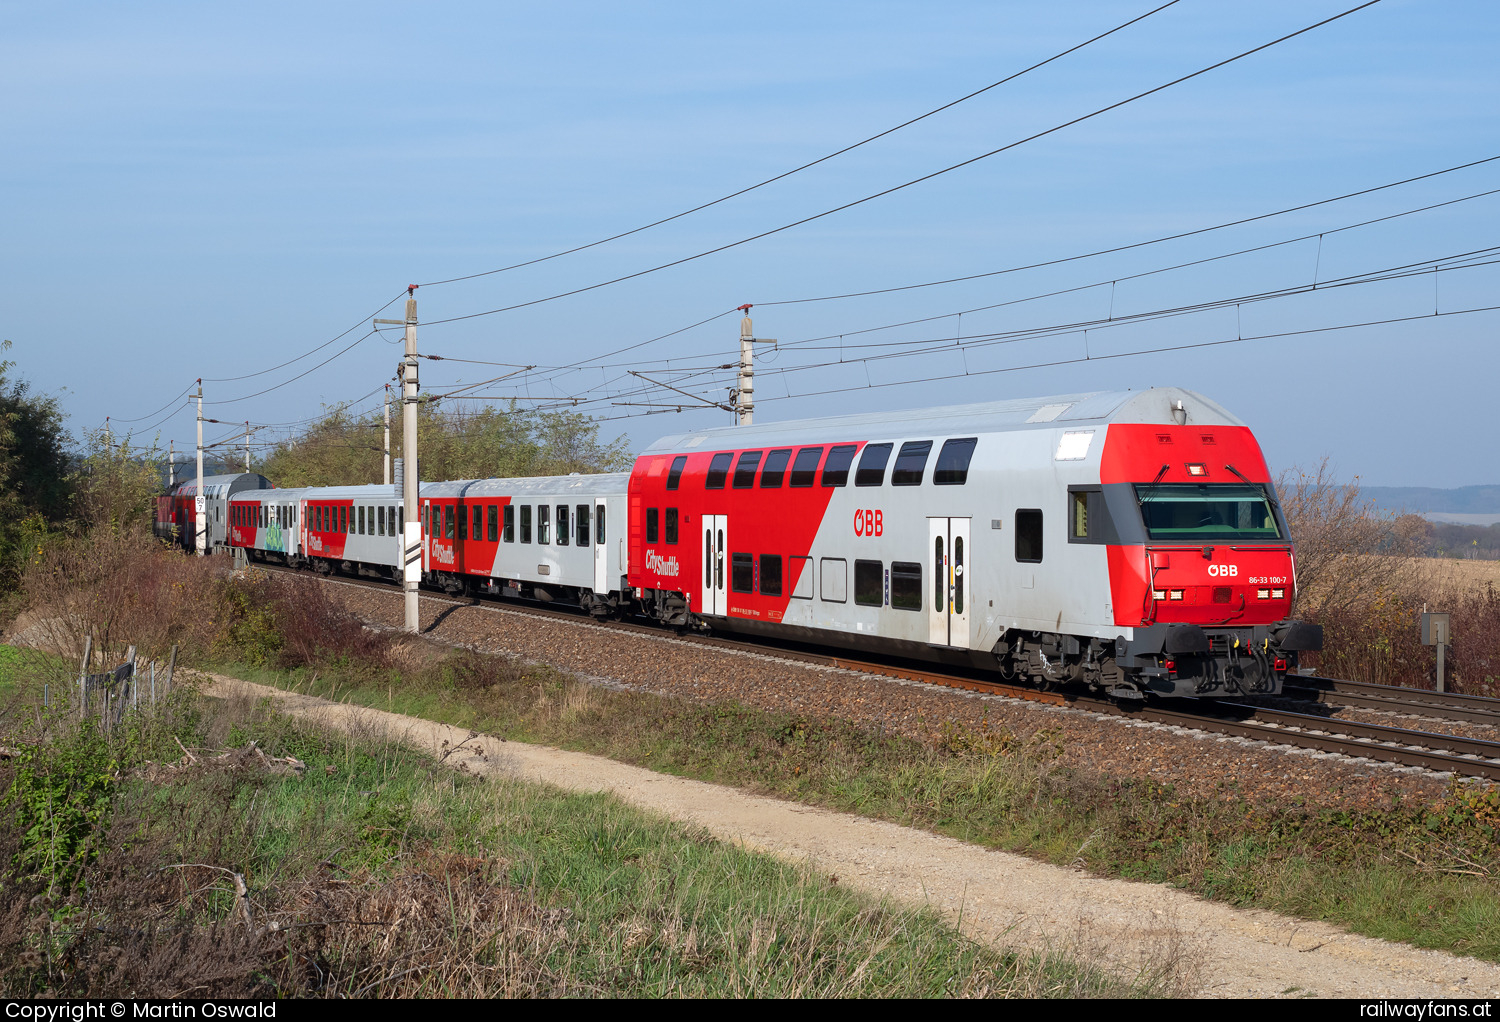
(421, 0, 1387, 330)
(415, 1, 1185, 289)
(758, 153, 1500, 308)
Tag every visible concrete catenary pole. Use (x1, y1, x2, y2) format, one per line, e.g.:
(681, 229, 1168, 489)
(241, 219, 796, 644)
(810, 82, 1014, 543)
(734, 304, 776, 426)
(401, 292, 420, 632)
(169, 440, 175, 489)
(383, 383, 392, 486)
(195, 380, 206, 555)
(244, 421, 251, 473)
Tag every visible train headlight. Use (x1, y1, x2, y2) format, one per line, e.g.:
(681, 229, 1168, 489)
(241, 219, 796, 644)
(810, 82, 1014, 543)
(1271, 588, 1285, 600)
(1152, 589, 1166, 601)
(1169, 589, 1184, 600)
(1186, 463, 1207, 477)
(1257, 588, 1270, 600)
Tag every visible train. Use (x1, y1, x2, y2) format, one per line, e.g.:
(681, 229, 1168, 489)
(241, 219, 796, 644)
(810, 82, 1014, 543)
(157, 387, 1322, 700)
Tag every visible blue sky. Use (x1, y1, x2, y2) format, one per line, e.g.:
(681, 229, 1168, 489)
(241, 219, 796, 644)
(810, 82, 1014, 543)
(3, 0, 1496, 487)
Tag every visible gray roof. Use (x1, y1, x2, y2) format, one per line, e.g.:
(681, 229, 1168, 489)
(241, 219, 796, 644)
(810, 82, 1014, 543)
(640, 388, 1243, 453)
(172, 473, 270, 496)
(424, 473, 629, 499)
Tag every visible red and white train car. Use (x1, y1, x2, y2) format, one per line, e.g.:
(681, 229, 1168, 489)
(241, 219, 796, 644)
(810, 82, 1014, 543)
(626, 388, 1320, 699)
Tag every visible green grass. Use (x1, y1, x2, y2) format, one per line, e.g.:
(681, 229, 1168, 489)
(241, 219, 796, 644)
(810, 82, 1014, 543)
(208, 647, 1500, 965)
(0, 664, 1147, 998)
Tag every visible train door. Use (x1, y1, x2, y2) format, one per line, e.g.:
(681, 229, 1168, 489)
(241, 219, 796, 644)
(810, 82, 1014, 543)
(927, 517, 972, 648)
(700, 514, 727, 616)
(593, 501, 610, 595)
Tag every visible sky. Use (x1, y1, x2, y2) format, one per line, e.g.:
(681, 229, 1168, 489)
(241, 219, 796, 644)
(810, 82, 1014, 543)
(3, 0, 1497, 488)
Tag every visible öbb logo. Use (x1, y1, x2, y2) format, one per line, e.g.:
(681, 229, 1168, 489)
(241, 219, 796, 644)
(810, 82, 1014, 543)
(1207, 564, 1239, 577)
(854, 509, 883, 537)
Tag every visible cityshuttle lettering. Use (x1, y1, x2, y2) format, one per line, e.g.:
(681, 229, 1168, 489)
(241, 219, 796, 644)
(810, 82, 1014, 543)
(646, 549, 680, 576)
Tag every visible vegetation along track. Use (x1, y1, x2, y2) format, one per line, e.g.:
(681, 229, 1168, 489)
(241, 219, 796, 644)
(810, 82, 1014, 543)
(255, 564, 1500, 783)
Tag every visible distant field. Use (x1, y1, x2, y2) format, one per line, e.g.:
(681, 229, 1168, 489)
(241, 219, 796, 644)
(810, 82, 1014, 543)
(1421, 556, 1500, 599)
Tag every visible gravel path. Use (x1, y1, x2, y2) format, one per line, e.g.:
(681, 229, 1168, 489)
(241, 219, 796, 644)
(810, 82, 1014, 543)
(332, 581, 1460, 810)
(203, 673, 1500, 998)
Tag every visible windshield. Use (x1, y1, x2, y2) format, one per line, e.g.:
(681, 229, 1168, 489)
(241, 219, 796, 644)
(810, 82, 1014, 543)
(1134, 483, 1282, 541)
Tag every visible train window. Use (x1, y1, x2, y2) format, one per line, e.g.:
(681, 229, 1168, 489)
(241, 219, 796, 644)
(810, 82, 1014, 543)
(820, 558, 846, 602)
(520, 505, 532, 544)
(854, 559, 883, 606)
(646, 508, 659, 543)
(447, 506, 457, 540)
(357, 506, 365, 535)
(486, 505, 497, 542)
(504, 505, 515, 543)
(705, 530, 712, 587)
(790, 556, 813, 599)
(731, 552, 754, 593)
(665, 507, 678, 544)
(397, 507, 403, 534)
(705, 452, 733, 489)
(666, 455, 688, 490)
(892, 440, 932, 486)
(891, 562, 922, 611)
(1071, 491, 1089, 539)
(933, 438, 978, 485)
(538, 505, 551, 544)
(933, 536, 944, 608)
(462, 505, 472, 539)
(557, 504, 569, 545)
(790, 447, 823, 488)
(855, 443, 892, 487)
(733, 451, 762, 489)
(760, 554, 782, 597)
(596, 505, 606, 546)
(340, 506, 347, 533)
(377, 505, 385, 536)
(466, 505, 477, 541)
(822, 445, 857, 487)
(575, 504, 589, 546)
(1015, 509, 1043, 563)
(953, 537, 964, 614)
(760, 449, 792, 488)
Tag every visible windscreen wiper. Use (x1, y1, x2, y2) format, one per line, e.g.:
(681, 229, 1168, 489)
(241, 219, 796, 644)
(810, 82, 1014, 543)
(1137, 464, 1169, 506)
(1225, 463, 1282, 513)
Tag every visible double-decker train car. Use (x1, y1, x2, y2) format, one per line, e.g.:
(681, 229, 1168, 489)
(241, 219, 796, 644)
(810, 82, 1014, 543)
(626, 387, 1320, 699)
(156, 472, 272, 553)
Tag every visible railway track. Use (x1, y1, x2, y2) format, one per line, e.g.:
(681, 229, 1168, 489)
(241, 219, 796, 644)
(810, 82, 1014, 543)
(256, 563, 1500, 782)
(1284, 675, 1500, 727)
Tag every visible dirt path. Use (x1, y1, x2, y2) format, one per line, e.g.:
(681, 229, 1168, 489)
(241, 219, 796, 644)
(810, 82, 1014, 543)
(205, 674, 1500, 999)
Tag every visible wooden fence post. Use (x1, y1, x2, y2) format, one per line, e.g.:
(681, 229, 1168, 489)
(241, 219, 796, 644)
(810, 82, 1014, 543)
(78, 635, 92, 720)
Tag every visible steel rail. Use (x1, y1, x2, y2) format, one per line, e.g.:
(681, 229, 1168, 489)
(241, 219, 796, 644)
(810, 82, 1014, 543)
(255, 564, 1500, 779)
(1285, 676, 1500, 726)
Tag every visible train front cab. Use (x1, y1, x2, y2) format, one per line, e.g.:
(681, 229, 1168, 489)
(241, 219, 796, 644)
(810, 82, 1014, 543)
(1096, 422, 1322, 699)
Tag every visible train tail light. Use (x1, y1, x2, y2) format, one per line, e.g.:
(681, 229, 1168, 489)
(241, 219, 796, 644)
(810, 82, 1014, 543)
(1163, 659, 1177, 675)
(1273, 657, 1288, 673)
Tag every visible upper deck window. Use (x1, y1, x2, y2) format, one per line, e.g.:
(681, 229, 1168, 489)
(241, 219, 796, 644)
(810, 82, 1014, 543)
(855, 443, 892, 487)
(790, 447, 823, 488)
(760, 449, 792, 488)
(822, 445, 857, 487)
(666, 455, 687, 490)
(733, 451, 762, 489)
(1135, 483, 1282, 541)
(933, 438, 978, 485)
(891, 441, 932, 486)
(706, 453, 733, 489)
